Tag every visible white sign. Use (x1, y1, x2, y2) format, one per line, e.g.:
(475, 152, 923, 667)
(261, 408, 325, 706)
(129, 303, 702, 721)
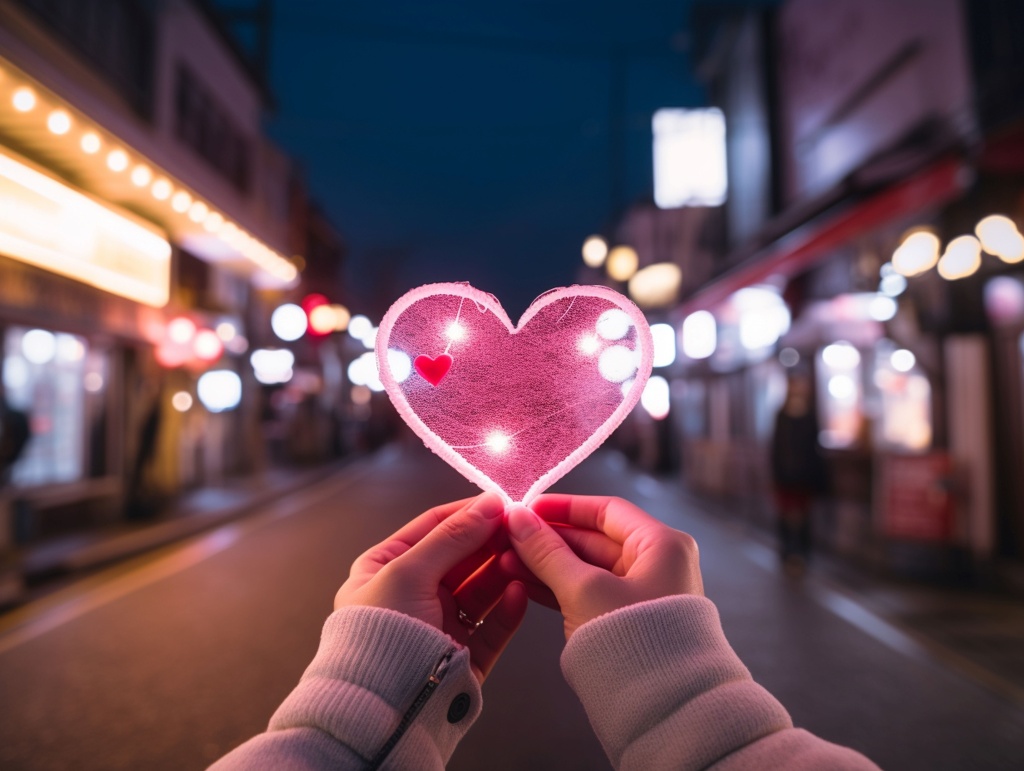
(0, 148, 171, 307)
(653, 108, 728, 208)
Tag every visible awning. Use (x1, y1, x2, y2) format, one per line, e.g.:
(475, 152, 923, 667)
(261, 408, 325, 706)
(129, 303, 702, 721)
(678, 155, 969, 315)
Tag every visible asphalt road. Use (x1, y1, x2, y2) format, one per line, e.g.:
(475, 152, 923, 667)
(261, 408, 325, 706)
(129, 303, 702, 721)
(1, 443, 1023, 770)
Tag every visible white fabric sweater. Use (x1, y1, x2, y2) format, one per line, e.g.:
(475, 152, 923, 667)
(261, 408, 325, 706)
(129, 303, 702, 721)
(210, 596, 879, 770)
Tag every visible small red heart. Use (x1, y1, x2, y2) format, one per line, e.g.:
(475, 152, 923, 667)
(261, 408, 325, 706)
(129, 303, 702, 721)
(414, 353, 453, 386)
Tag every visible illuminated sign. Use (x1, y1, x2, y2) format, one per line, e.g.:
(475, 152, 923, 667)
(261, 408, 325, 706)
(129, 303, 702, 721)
(653, 108, 727, 208)
(0, 148, 171, 307)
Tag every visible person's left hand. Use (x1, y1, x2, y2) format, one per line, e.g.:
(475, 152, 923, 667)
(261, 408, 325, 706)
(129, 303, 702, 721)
(335, 492, 527, 684)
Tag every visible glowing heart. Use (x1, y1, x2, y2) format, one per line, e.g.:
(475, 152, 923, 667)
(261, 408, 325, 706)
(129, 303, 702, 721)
(377, 283, 653, 505)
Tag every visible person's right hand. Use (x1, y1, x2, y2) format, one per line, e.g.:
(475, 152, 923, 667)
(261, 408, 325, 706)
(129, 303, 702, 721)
(502, 494, 703, 640)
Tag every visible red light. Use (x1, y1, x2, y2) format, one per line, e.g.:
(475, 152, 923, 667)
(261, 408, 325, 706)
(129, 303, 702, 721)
(168, 317, 196, 344)
(301, 293, 329, 313)
(193, 329, 224, 362)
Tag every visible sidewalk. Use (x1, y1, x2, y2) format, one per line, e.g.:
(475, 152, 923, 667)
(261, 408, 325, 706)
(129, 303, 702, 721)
(15, 460, 349, 595)
(674, 483, 1024, 705)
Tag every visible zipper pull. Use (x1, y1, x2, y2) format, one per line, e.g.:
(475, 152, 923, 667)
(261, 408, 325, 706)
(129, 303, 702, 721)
(428, 650, 453, 686)
(366, 649, 456, 770)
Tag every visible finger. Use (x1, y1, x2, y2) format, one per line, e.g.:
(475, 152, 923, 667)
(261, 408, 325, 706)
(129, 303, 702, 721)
(506, 505, 593, 598)
(393, 492, 505, 583)
(497, 550, 560, 610)
(468, 581, 528, 683)
(355, 497, 478, 573)
(441, 523, 510, 593)
(553, 524, 623, 573)
(531, 495, 658, 545)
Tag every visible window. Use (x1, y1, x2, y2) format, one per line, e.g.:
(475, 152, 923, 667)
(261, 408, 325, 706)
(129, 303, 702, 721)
(653, 108, 728, 208)
(174, 65, 251, 192)
(2, 327, 89, 485)
(14, 0, 155, 116)
(817, 341, 864, 449)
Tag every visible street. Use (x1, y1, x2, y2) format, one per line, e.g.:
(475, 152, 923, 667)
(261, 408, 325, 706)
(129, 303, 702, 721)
(1, 444, 1023, 771)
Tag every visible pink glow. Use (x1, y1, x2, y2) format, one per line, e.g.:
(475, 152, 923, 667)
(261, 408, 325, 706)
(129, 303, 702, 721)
(377, 283, 653, 505)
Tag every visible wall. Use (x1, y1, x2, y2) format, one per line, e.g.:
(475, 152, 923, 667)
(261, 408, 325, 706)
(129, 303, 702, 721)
(777, 0, 974, 203)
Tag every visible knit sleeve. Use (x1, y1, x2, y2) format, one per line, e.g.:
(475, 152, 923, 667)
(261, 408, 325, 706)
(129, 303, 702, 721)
(560, 595, 879, 771)
(209, 606, 482, 770)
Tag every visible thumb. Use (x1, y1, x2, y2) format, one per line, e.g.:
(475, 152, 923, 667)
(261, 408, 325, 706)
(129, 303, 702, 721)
(398, 492, 505, 583)
(506, 505, 589, 597)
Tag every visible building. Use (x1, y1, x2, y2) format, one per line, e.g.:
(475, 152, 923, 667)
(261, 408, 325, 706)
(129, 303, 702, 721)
(0, 0, 340, 602)
(674, 0, 1024, 578)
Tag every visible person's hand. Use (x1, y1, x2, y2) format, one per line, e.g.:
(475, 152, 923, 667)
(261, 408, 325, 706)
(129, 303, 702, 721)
(502, 494, 703, 640)
(335, 492, 527, 683)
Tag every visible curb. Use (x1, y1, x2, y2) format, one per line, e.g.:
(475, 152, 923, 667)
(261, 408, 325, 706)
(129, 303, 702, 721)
(19, 461, 348, 582)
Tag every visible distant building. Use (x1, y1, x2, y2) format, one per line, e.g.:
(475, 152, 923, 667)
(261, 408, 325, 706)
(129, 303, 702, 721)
(0, 0, 343, 598)
(675, 0, 1024, 575)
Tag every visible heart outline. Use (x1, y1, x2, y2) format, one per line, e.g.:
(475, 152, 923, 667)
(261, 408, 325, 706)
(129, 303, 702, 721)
(376, 283, 654, 505)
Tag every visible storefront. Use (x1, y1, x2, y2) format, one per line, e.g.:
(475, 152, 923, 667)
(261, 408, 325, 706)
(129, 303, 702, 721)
(0, 145, 172, 539)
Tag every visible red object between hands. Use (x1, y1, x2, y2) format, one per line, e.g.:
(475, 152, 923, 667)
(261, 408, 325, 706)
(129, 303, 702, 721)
(413, 354, 453, 386)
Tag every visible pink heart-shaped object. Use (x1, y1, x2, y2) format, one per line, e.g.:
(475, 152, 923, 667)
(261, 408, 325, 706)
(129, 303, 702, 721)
(377, 283, 653, 505)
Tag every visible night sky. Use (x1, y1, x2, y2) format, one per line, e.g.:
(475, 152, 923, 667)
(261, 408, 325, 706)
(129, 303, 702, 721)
(266, 1, 705, 318)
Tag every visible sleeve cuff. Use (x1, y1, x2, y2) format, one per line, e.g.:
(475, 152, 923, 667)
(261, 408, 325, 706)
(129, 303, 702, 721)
(561, 595, 792, 769)
(269, 606, 482, 766)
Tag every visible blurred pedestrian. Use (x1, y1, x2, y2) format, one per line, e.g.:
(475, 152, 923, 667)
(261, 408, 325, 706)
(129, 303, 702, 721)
(211, 493, 876, 770)
(0, 396, 30, 488)
(770, 373, 826, 575)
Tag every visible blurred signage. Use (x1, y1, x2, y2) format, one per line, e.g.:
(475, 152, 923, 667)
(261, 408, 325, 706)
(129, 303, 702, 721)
(876, 452, 953, 541)
(652, 108, 727, 208)
(778, 0, 971, 202)
(0, 148, 171, 307)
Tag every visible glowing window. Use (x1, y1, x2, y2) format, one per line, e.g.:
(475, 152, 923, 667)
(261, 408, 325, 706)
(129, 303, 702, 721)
(3, 327, 87, 485)
(653, 108, 727, 208)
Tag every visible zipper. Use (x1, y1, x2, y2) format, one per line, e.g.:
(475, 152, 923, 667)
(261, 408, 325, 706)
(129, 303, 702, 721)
(366, 649, 455, 770)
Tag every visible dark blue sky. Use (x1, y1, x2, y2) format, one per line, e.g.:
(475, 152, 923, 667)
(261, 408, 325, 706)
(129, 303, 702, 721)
(266, 1, 705, 317)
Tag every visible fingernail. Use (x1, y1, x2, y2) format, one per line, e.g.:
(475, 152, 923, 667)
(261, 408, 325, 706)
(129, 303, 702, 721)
(471, 492, 505, 519)
(507, 506, 541, 540)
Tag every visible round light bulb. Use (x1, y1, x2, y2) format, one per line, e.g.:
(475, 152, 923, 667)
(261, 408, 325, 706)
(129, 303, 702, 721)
(172, 391, 194, 412)
(890, 349, 916, 372)
(131, 164, 152, 187)
(80, 132, 101, 154)
(446, 322, 467, 341)
(12, 87, 36, 112)
(582, 236, 608, 268)
(47, 109, 71, 135)
(151, 178, 172, 200)
(189, 201, 209, 223)
(485, 431, 511, 454)
(937, 235, 982, 281)
(171, 191, 193, 213)
(106, 149, 129, 172)
(606, 246, 639, 282)
(892, 231, 940, 277)
(271, 303, 308, 342)
(203, 211, 224, 233)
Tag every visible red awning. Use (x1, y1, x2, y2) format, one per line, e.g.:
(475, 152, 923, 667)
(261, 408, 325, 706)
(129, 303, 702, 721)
(678, 156, 969, 315)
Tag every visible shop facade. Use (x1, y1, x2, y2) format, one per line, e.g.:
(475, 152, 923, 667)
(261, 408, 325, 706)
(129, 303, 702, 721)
(673, 0, 1024, 576)
(0, 0, 309, 602)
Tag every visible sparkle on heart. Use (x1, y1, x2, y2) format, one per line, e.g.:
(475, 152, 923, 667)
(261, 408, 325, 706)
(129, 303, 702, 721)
(376, 283, 653, 505)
